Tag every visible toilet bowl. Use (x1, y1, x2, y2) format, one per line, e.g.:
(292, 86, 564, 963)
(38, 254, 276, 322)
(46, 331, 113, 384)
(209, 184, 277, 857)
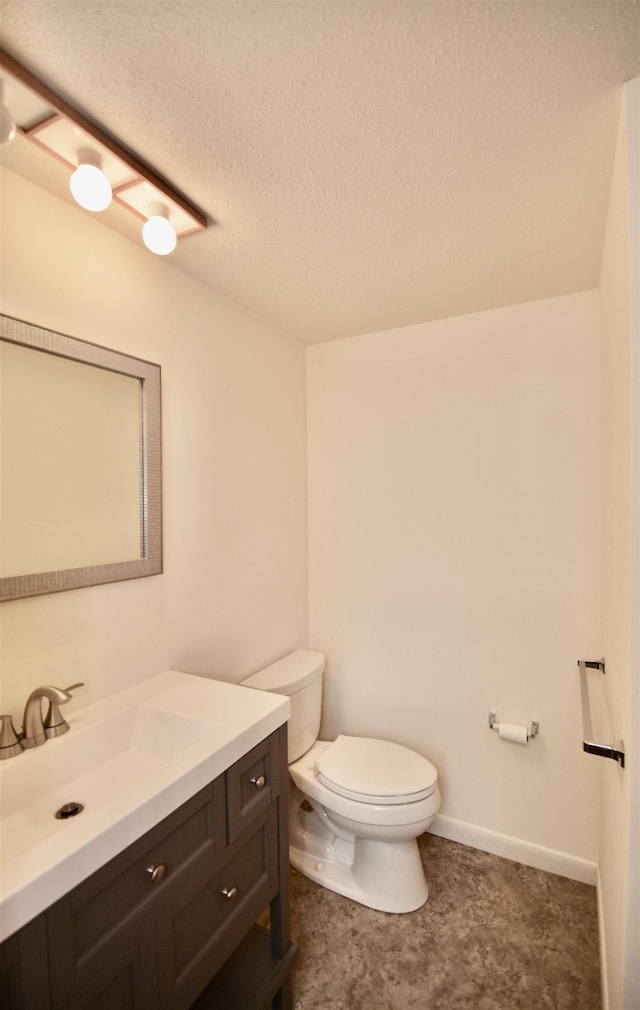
(289, 738, 440, 912)
(241, 649, 441, 913)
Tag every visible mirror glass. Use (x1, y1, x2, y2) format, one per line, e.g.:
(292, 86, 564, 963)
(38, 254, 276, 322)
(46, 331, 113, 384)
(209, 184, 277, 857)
(0, 314, 162, 601)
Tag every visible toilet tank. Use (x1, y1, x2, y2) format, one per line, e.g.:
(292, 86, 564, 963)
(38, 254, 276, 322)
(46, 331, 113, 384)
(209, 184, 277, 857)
(241, 649, 325, 762)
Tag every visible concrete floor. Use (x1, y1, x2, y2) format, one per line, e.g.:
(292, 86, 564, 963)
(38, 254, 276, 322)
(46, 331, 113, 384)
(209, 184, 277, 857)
(289, 833, 601, 1010)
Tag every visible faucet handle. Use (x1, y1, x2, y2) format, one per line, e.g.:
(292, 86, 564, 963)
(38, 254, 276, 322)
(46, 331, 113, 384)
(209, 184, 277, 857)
(0, 715, 23, 759)
(44, 682, 85, 740)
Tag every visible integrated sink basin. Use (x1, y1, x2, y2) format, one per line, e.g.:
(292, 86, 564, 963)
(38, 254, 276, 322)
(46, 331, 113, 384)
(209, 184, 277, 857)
(0, 670, 289, 943)
(1, 704, 216, 833)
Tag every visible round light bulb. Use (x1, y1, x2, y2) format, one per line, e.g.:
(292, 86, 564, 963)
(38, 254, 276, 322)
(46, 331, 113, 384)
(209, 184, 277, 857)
(0, 103, 16, 145)
(0, 81, 16, 145)
(69, 151, 112, 212)
(142, 204, 177, 255)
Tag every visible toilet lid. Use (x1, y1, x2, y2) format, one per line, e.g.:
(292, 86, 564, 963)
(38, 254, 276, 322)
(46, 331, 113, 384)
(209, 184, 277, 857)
(314, 735, 438, 805)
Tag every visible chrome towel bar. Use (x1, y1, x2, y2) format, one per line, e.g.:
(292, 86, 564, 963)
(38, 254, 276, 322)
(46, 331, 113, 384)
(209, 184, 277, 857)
(578, 659, 625, 769)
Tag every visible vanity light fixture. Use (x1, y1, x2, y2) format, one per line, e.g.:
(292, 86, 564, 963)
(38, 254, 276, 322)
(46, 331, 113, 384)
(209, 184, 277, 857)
(0, 47, 208, 253)
(69, 148, 112, 212)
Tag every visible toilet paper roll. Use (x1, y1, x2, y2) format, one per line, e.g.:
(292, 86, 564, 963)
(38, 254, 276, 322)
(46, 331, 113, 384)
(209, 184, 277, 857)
(498, 722, 529, 745)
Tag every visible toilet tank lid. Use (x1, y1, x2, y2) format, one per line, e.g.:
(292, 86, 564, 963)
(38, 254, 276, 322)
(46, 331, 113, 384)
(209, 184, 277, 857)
(242, 649, 325, 695)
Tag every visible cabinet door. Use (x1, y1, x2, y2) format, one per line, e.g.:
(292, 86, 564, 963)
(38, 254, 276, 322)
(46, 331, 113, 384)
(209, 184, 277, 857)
(51, 932, 159, 1010)
(46, 782, 223, 1009)
(0, 916, 49, 1010)
(157, 804, 278, 1010)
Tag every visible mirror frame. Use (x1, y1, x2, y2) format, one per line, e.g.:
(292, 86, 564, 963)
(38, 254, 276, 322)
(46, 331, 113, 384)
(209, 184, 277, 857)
(1, 314, 162, 601)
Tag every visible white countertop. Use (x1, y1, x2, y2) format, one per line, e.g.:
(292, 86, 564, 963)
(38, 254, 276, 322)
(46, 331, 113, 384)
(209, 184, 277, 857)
(0, 671, 289, 943)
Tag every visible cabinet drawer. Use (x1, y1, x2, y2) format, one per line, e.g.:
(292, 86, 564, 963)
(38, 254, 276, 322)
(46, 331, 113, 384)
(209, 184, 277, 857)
(46, 781, 225, 1008)
(158, 803, 279, 1010)
(226, 731, 281, 842)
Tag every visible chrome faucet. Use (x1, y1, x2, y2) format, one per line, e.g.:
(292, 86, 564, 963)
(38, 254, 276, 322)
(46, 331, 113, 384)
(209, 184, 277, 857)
(20, 682, 84, 749)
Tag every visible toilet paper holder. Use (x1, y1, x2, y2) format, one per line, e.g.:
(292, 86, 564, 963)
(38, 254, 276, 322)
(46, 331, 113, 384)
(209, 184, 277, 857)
(488, 712, 539, 740)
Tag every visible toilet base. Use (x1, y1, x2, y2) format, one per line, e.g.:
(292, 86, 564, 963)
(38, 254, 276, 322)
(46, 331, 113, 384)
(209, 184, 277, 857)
(289, 792, 430, 913)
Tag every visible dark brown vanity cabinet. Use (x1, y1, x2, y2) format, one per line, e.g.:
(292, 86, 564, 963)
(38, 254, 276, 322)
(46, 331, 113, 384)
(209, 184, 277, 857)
(0, 725, 297, 1010)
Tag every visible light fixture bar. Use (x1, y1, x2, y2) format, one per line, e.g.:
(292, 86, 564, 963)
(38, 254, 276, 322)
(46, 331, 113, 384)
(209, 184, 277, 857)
(0, 46, 208, 238)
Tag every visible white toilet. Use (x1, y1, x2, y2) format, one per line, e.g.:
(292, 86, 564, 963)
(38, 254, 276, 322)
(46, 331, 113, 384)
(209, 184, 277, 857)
(241, 649, 441, 913)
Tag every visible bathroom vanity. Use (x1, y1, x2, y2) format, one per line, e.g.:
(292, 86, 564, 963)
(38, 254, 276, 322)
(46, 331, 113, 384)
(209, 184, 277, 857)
(0, 673, 297, 1009)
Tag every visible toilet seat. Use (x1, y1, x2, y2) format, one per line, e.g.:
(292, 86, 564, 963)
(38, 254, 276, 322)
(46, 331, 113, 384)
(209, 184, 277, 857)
(313, 735, 438, 805)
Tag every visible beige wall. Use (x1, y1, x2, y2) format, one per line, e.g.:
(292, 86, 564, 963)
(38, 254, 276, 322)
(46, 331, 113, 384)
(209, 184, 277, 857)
(0, 168, 308, 715)
(307, 291, 601, 875)
(598, 79, 640, 1010)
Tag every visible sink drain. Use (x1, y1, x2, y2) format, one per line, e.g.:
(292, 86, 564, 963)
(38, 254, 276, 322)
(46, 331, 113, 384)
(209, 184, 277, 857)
(55, 801, 84, 820)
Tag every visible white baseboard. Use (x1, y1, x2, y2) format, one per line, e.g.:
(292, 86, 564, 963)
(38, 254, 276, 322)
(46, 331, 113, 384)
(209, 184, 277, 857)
(429, 814, 598, 885)
(596, 864, 609, 1010)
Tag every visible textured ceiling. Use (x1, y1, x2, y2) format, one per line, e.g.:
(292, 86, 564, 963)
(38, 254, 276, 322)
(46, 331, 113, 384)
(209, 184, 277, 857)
(1, 1, 639, 343)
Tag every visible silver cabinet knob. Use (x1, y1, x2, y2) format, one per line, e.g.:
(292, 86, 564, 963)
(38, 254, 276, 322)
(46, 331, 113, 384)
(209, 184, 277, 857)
(222, 886, 238, 902)
(146, 863, 167, 884)
(250, 774, 266, 790)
